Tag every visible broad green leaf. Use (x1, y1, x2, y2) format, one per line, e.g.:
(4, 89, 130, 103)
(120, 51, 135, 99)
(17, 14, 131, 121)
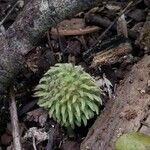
(115, 132, 150, 150)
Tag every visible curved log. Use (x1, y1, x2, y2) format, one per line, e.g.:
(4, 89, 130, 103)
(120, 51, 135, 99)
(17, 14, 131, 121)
(81, 55, 150, 150)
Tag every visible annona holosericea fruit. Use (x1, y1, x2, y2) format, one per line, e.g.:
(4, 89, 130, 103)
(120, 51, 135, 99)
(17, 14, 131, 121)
(34, 63, 102, 134)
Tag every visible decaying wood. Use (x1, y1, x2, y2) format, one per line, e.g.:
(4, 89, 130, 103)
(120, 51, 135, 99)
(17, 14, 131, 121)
(81, 55, 150, 150)
(0, 0, 103, 95)
(88, 36, 132, 66)
(92, 41, 132, 66)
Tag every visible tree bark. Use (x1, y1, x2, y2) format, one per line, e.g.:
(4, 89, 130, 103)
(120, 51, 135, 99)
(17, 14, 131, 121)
(81, 55, 150, 150)
(0, 0, 103, 94)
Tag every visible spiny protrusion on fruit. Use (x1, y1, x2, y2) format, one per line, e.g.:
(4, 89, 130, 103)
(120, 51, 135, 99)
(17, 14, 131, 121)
(34, 63, 102, 130)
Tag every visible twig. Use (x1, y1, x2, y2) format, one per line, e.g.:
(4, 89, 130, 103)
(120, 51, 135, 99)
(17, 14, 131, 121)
(51, 26, 100, 36)
(46, 128, 54, 150)
(32, 136, 37, 150)
(48, 6, 65, 61)
(0, 1, 19, 26)
(0, 0, 19, 35)
(85, 14, 137, 39)
(9, 86, 22, 150)
(47, 31, 54, 51)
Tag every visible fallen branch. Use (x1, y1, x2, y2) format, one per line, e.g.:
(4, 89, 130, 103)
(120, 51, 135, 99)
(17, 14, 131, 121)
(81, 55, 150, 150)
(0, 0, 103, 94)
(85, 14, 138, 39)
(50, 18, 100, 36)
(9, 86, 22, 150)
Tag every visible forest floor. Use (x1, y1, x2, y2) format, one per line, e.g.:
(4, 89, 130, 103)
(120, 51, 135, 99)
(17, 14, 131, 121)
(0, 0, 149, 150)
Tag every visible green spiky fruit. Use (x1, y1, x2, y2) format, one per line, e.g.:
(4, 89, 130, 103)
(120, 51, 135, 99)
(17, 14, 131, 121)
(34, 63, 102, 130)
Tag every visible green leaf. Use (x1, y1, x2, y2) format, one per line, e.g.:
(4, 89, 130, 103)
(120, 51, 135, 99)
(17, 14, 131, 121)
(115, 132, 150, 150)
(81, 84, 98, 91)
(38, 100, 49, 107)
(66, 93, 70, 100)
(67, 102, 72, 111)
(82, 115, 87, 126)
(80, 99, 86, 110)
(92, 95, 102, 104)
(75, 104, 81, 118)
(34, 91, 47, 97)
(87, 101, 99, 114)
(74, 110, 81, 124)
(34, 84, 47, 90)
(60, 95, 68, 104)
(70, 122, 75, 129)
(79, 90, 84, 97)
(84, 92, 95, 100)
(47, 100, 54, 108)
(57, 72, 66, 77)
(80, 84, 91, 90)
(68, 109, 73, 125)
(82, 109, 90, 120)
(88, 111, 95, 118)
(61, 105, 67, 124)
(55, 103, 61, 122)
(49, 106, 55, 118)
(54, 93, 61, 100)
(39, 77, 47, 83)
(67, 102, 73, 125)
(72, 95, 77, 103)
(80, 75, 91, 81)
(75, 119, 81, 127)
